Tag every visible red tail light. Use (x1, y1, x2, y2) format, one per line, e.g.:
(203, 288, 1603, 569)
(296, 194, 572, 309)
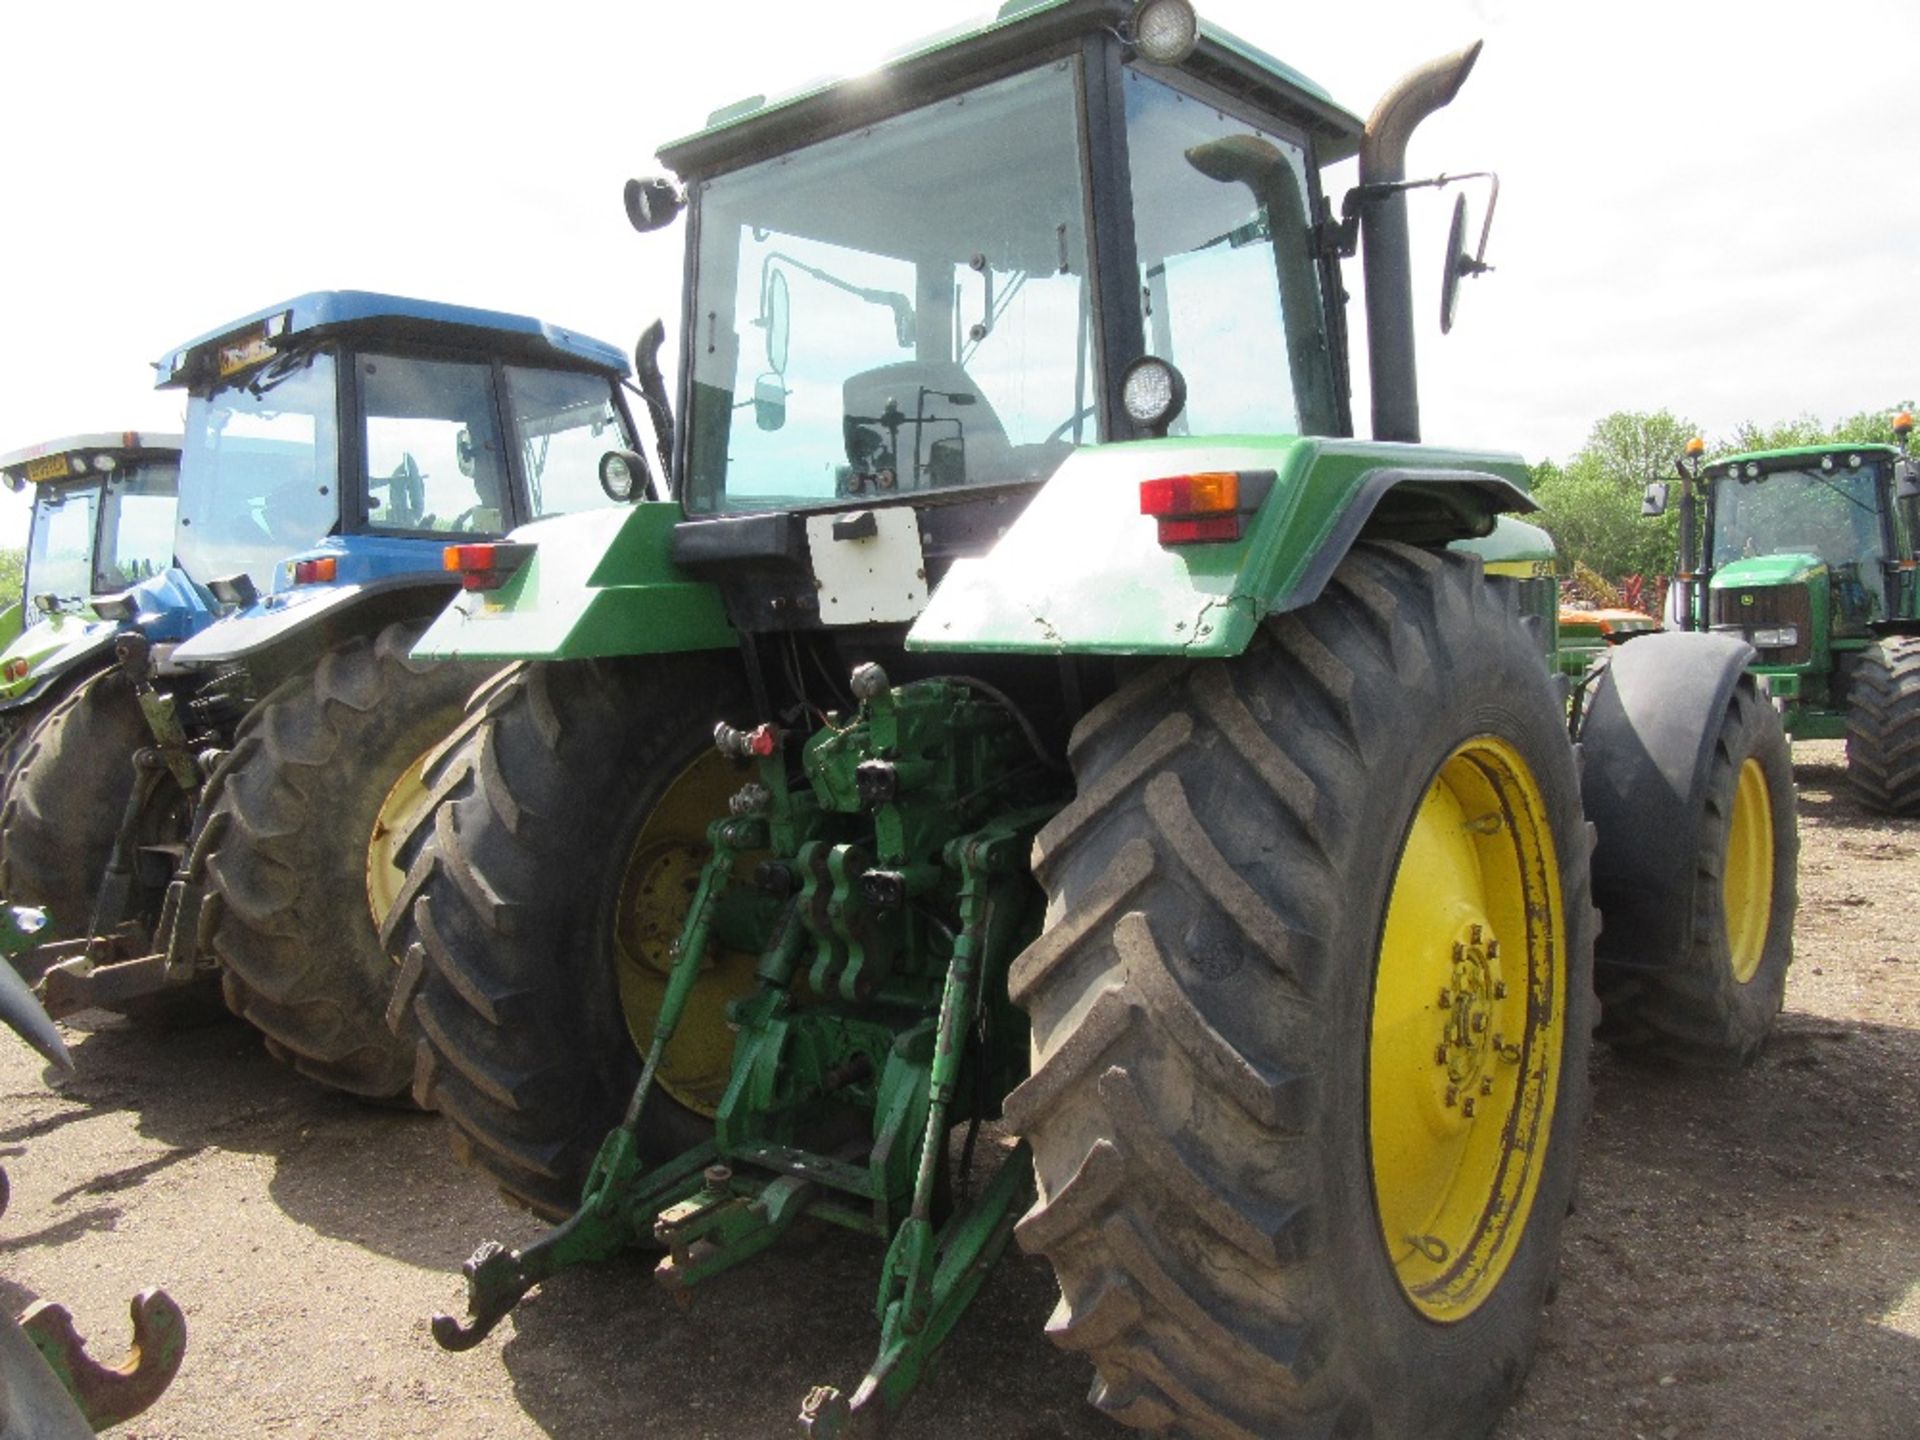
(1138, 470, 1271, 547)
(444, 543, 533, 593)
(291, 556, 337, 585)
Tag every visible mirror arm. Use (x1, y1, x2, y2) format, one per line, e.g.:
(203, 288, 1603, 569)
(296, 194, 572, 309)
(1345, 171, 1500, 269)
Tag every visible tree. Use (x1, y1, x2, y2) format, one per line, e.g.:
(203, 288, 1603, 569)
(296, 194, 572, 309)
(1529, 410, 1691, 580)
(1724, 402, 1915, 456)
(0, 547, 22, 608)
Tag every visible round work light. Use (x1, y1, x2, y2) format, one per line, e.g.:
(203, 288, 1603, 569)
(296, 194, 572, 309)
(1131, 0, 1200, 65)
(599, 449, 644, 503)
(1122, 356, 1188, 436)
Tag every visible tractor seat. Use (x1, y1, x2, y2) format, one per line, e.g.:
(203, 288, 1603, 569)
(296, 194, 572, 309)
(841, 362, 1016, 493)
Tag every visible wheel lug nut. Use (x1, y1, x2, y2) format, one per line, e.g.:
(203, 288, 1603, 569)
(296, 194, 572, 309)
(1461, 1097, 1476, 1118)
(1480, 1077, 1493, 1096)
(1486, 939, 1500, 960)
(1471, 1013, 1487, 1034)
(1444, 1085, 1458, 1107)
(1469, 923, 1483, 944)
(1452, 941, 1466, 961)
(1435, 1044, 1448, 1066)
(1493, 981, 1509, 1000)
(1438, 988, 1452, 1008)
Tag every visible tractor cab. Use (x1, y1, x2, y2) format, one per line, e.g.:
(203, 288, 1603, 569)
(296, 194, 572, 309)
(648, 2, 1366, 635)
(432, 0, 1520, 660)
(1708, 447, 1907, 636)
(156, 291, 640, 673)
(1655, 423, 1920, 740)
(0, 434, 204, 719)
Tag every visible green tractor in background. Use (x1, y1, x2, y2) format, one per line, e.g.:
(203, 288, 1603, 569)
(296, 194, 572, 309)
(0, 435, 190, 763)
(1647, 413, 1920, 812)
(384, 3, 1797, 1435)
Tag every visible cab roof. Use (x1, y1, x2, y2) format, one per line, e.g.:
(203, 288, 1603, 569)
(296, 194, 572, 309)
(154, 290, 629, 392)
(1709, 441, 1900, 473)
(0, 432, 183, 488)
(658, 0, 1364, 179)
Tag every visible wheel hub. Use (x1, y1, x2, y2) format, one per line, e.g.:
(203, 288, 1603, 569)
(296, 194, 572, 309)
(1440, 924, 1502, 1097)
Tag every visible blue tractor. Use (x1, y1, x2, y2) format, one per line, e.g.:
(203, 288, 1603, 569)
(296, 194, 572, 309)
(14, 292, 644, 1097)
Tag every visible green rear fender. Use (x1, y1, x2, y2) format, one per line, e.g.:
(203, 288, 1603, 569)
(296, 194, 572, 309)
(908, 436, 1534, 657)
(411, 503, 735, 661)
(0, 612, 116, 709)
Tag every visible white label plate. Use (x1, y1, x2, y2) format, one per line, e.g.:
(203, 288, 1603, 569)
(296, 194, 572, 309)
(804, 507, 929, 625)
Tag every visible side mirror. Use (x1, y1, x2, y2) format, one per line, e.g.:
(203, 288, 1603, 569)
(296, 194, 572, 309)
(1440, 194, 1493, 335)
(1898, 459, 1920, 501)
(1642, 482, 1670, 517)
(455, 426, 475, 478)
(754, 376, 788, 432)
(623, 177, 685, 234)
(1439, 180, 1499, 335)
(762, 268, 790, 376)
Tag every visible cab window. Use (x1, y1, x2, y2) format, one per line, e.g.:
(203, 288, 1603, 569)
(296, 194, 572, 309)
(360, 354, 509, 534)
(1124, 71, 1338, 437)
(504, 366, 634, 518)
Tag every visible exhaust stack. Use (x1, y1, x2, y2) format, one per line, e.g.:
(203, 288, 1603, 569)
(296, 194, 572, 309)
(1359, 42, 1483, 444)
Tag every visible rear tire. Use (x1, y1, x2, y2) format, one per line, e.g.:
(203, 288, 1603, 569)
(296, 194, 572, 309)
(204, 622, 486, 1098)
(1007, 544, 1596, 1439)
(0, 667, 151, 939)
(1591, 676, 1797, 1066)
(1846, 636, 1920, 815)
(383, 654, 751, 1217)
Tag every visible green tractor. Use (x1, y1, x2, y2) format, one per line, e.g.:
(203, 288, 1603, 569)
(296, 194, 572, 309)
(386, 4, 1797, 1435)
(0, 434, 189, 762)
(1647, 415, 1920, 812)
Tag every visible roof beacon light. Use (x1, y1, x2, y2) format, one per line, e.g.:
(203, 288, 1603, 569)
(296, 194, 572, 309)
(1684, 436, 1705, 458)
(1894, 411, 1913, 440)
(1131, 0, 1200, 65)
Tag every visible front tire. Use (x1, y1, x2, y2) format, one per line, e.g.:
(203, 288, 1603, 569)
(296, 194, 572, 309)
(1007, 544, 1596, 1439)
(1846, 636, 1920, 815)
(1589, 674, 1797, 1066)
(203, 622, 486, 1098)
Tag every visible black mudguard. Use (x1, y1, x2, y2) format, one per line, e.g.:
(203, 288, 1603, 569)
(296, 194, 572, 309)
(1577, 631, 1756, 968)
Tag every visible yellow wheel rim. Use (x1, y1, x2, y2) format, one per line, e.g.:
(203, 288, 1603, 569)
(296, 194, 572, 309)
(1722, 757, 1774, 985)
(612, 750, 762, 1117)
(366, 743, 440, 930)
(1368, 737, 1566, 1322)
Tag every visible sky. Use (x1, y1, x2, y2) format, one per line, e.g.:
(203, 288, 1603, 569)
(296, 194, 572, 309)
(2, 0, 1914, 547)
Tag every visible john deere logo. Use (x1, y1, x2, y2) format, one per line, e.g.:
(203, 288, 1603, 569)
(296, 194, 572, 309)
(1740, 593, 1754, 607)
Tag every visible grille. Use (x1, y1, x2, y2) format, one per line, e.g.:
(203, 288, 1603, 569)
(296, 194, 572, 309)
(1711, 583, 1813, 665)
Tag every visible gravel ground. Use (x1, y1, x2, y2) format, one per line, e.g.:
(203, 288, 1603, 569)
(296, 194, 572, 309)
(0, 740, 1912, 1438)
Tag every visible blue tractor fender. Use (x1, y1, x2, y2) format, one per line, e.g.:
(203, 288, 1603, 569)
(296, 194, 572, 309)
(113, 567, 222, 645)
(169, 535, 462, 665)
(1576, 629, 1758, 968)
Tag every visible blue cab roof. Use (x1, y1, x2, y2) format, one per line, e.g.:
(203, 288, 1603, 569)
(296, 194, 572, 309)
(155, 290, 629, 390)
